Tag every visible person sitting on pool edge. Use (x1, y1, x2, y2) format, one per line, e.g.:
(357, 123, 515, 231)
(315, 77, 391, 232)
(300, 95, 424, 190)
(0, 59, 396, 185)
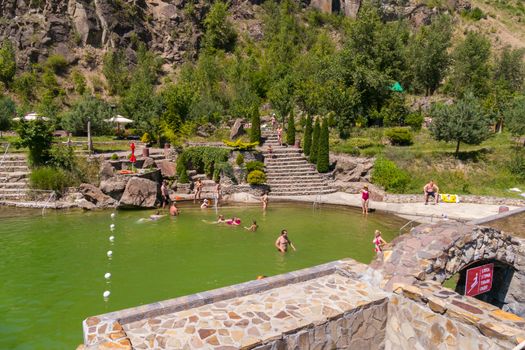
(244, 220, 258, 232)
(424, 180, 439, 205)
(275, 229, 296, 253)
(201, 199, 209, 209)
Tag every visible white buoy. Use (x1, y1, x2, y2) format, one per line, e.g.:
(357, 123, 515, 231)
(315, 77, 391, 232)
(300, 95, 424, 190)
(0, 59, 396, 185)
(109, 236, 115, 242)
(104, 272, 111, 280)
(110, 224, 115, 231)
(103, 290, 111, 298)
(107, 250, 113, 257)
(111, 213, 116, 219)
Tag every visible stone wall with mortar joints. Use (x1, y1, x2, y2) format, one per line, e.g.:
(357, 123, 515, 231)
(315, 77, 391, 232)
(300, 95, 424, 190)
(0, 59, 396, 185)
(251, 298, 388, 350)
(386, 282, 525, 349)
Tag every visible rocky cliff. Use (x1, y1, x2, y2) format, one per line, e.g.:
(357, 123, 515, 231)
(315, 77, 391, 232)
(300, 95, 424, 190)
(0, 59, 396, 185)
(0, 0, 469, 71)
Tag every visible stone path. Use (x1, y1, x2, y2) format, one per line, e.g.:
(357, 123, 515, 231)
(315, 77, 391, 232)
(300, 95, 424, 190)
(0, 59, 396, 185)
(122, 272, 386, 349)
(0, 153, 30, 200)
(269, 191, 519, 223)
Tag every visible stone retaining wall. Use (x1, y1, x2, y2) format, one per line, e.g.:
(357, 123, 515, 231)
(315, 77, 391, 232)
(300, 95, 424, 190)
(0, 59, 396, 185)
(387, 282, 525, 349)
(384, 193, 525, 207)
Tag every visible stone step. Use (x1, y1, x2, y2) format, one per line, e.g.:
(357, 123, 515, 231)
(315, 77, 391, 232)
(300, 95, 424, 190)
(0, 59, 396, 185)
(262, 148, 302, 154)
(0, 188, 28, 194)
(1, 154, 27, 161)
(266, 170, 319, 176)
(265, 159, 310, 165)
(266, 165, 316, 171)
(0, 171, 30, 177)
(0, 165, 30, 172)
(0, 160, 28, 166)
(0, 193, 29, 200)
(269, 183, 329, 189)
(267, 174, 324, 181)
(0, 182, 29, 188)
(269, 188, 337, 196)
(267, 178, 327, 185)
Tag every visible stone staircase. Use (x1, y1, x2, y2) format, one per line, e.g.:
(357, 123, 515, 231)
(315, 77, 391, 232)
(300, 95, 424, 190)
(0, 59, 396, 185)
(262, 131, 336, 196)
(0, 154, 31, 201)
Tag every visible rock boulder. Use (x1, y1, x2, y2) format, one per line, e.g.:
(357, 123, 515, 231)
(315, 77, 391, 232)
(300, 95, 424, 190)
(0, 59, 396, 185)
(99, 177, 128, 200)
(118, 177, 158, 208)
(142, 157, 156, 169)
(230, 118, 245, 140)
(79, 183, 117, 208)
(156, 160, 176, 178)
(99, 161, 114, 181)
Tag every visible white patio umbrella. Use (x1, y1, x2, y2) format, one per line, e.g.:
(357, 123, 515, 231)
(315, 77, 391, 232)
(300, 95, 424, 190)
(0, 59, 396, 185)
(13, 112, 50, 121)
(105, 115, 134, 132)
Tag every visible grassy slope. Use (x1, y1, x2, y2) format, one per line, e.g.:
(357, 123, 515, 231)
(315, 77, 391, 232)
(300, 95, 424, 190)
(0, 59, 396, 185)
(332, 129, 525, 198)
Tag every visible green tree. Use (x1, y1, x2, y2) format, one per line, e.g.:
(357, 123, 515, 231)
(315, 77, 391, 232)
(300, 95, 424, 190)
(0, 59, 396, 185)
(286, 111, 295, 145)
(269, 77, 294, 125)
(202, 0, 237, 52)
(317, 118, 329, 173)
(103, 49, 129, 95)
(310, 118, 320, 163)
(250, 111, 261, 144)
(446, 31, 492, 97)
(13, 71, 37, 103)
(0, 95, 16, 136)
(0, 40, 16, 85)
(62, 95, 113, 135)
(303, 115, 313, 155)
(160, 82, 195, 133)
(408, 16, 452, 95)
(14, 118, 53, 166)
(71, 69, 87, 95)
(504, 95, 525, 138)
(430, 93, 492, 157)
(494, 46, 525, 93)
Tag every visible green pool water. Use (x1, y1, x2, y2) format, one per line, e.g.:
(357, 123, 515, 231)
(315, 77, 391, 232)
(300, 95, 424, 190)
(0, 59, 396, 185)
(0, 202, 406, 349)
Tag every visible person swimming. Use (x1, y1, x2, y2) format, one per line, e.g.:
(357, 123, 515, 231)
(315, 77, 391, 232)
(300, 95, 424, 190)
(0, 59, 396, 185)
(226, 217, 241, 225)
(217, 215, 226, 223)
(200, 199, 209, 209)
(244, 220, 258, 232)
(169, 202, 179, 216)
(148, 210, 166, 221)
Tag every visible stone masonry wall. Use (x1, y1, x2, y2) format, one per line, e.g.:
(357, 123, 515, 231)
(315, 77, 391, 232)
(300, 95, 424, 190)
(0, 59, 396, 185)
(252, 298, 388, 350)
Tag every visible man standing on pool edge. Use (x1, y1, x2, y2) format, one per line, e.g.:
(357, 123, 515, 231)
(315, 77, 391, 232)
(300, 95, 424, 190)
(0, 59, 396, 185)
(275, 230, 296, 253)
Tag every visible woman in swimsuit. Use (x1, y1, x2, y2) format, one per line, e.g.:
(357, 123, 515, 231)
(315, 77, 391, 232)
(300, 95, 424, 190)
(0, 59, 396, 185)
(277, 126, 283, 146)
(361, 185, 370, 215)
(194, 179, 203, 202)
(373, 230, 387, 254)
(226, 217, 241, 226)
(245, 220, 258, 232)
(275, 230, 296, 253)
(261, 192, 268, 210)
(201, 199, 209, 209)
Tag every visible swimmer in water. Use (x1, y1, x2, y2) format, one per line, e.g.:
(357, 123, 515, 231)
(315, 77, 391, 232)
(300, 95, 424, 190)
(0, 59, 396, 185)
(275, 229, 296, 253)
(149, 210, 166, 221)
(200, 199, 209, 209)
(169, 202, 179, 216)
(226, 217, 241, 226)
(244, 220, 258, 232)
(217, 215, 226, 223)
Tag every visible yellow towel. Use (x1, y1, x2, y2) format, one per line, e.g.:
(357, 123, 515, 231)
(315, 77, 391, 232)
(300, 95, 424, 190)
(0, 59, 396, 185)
(440, 194, 459, 203)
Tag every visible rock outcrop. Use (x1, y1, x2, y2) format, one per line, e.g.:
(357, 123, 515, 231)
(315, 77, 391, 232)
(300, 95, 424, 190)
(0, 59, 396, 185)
(99, 177, 128, 201)
(78, 183, 117, 208)
(118, 177, 158, 208)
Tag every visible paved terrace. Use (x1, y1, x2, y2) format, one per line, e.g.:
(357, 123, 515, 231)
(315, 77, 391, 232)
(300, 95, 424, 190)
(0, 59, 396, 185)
(83, 260, 389, 349)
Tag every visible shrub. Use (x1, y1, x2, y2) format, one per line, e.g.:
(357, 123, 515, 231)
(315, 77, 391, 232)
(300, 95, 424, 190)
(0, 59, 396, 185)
(14, 119, 53, 166)
(176, 146, 230, 183)
(176, 156, 189, 183)
(235, 153, 244, 166)
(286, 115, 295, 146)
(141, 132, 152, 144)
(247, 170, 266, 185)
(250, 112, 261, 144)
(405, 113, 424, 130)
(45, 54, 68, 74)
(223, 139, 259, 150)
(303, 115, 313, 156)
(48, 146, 76, 171)
(385, 127, 413, 146)
(310, 119, 320, 163)
(508, 150, 525, 179)
(317, 119, 330, 173)
(348, 138, 375, 149)
(30, 167, 73, 192)
(371, 157, 410, 193)
(110, 153, 119, 160)
(246, 160, 265, 173)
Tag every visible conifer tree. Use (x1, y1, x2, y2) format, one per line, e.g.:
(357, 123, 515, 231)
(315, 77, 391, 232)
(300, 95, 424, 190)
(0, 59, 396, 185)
(310, 118, 320, 164)
(250, 111, 261, 144)
(303, 115, 313, 155)
(317, 118, 330, 173)
(286, 113, 295, 146)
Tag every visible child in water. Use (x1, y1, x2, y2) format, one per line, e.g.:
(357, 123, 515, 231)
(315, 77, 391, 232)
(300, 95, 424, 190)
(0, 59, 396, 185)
(244, 220, 258, 232)
(226, 217, 241, 225)
(200, 199, 209, 209)
(373, 230, 388, 254)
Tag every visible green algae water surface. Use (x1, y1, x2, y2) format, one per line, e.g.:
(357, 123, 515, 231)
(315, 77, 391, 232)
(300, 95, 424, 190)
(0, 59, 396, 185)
(0, 202, 406, 349)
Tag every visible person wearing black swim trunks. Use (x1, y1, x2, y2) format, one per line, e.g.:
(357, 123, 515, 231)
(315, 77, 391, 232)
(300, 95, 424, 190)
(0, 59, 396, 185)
(424, 180, 439, 205)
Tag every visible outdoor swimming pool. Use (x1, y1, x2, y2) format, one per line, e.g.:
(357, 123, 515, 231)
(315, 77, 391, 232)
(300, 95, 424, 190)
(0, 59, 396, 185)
(0, 202, 406, 349)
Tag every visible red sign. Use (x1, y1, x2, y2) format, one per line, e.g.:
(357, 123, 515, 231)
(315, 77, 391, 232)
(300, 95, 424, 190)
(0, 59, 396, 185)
(465, 263, 494, 297)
